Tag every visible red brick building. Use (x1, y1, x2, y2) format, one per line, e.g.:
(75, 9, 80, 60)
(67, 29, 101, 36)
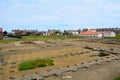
(0, 28, 3, 39)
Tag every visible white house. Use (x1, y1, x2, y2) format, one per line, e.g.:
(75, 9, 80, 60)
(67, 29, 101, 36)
(80, 30, 116, 38)
(80, 30, 103, 38)
(64, 30, 79, 35)
(100, 31, 116, 37)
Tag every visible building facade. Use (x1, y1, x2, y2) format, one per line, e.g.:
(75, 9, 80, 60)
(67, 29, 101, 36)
(80, 30, 116, 38)
(0, 28, 3, 39)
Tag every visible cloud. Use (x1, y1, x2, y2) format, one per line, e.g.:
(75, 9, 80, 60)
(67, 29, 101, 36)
(0, 0, 120, 31)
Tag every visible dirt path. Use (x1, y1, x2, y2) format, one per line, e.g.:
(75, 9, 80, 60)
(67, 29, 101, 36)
(45, 59, 120, 80)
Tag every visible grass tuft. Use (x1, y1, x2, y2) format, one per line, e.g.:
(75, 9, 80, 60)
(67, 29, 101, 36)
(19, 58, 54, 71)
(114, 76, 120, 80)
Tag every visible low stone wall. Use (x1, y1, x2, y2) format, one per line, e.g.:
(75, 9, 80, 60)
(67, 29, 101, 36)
(14, 55, 120, 80)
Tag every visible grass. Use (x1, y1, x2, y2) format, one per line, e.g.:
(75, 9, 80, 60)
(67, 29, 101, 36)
(106, 34, 120, 39)
(19, 58, 54, 71)
(0, 35, 82, 43)
(114, 76, 120, 80)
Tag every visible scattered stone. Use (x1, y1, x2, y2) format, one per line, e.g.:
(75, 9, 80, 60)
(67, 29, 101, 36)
(74, 64, 79, 66)
(95, 59, 98, 61)
(10, 69, 15, 73)
(31, 78, 37, 80)
(88, 61, 96, 66)
(81, 62, 84, 64)
(61, 76, 72, 79)
(2, 62, 7, 66)
(105, 59, 111, 62)
(82, 63, 90, 68)
(47, 69, 52, 72)
(0, 72, 3, 75)
(0, 67, 4, 70)
(66, 65, 70, 68)
(65, 54, 69, 57)
(114, 57, 120, 60)
(9, 76, 16, 80)
(57, 67, 63, 70)
(10, 66, 16, 68)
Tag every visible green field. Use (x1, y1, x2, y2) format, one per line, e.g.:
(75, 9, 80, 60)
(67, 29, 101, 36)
(0, 35, 82, 43)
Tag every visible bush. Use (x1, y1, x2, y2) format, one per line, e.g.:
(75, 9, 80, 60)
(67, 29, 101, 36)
(98, 52, 109, 57)
(114, 76, 120, 80)
(19, 58, 54, 71)
(38, 63, 46, 67)
(19, 61, 36, 70)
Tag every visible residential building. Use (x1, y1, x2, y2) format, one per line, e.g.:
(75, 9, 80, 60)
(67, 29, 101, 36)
(64, 30, 79, 35)
(80, 30, 116, 38)
(80, 30, 103, 38)
(100, 31, 116, 37)
(39, 31, 50, 36)
(12, 29, 38, 36)
(0, 28, 3, 39)
(48, 29, 60, 36)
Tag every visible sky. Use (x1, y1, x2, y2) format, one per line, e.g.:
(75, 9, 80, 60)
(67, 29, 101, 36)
(0, 0, 120, 32)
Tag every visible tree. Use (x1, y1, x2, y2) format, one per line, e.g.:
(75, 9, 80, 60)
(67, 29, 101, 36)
(26, 31, 32, 36)
(83, 28, 88, 31)
(3, 31, 7, 36)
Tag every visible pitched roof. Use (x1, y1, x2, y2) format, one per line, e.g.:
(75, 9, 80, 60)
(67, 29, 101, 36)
(80, 30, 101, 35)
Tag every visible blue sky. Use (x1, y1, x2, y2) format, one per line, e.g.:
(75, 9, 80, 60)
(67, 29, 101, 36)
(0, 0, 120, 32)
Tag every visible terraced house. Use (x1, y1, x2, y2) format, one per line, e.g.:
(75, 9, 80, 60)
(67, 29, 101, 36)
(0, 28, 3, 39)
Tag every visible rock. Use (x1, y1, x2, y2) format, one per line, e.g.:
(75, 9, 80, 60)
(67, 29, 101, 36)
(62, 76, 72, 79)
(66, 65, 70, 68)
(11, 62, 16, 64)
(10, 66, 16, 68)
(74, 64, 79, 66)
(9, 76, 16, 80)
(105, 59, 111, 62)
(2, 62, 7, 66)
(114, 56, 120, 60)
(82, 63, 90, 68)
(10, 69, 15, 73)
(0, 67, 4, 70)
(88, 61, 97, 66)
(0, 72, 3, 75)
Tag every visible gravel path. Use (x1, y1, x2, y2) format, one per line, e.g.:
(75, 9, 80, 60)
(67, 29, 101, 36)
(45, 59, 120, 80)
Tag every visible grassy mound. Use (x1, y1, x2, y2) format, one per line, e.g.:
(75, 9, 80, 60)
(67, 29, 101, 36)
(19, 58, 54, 71)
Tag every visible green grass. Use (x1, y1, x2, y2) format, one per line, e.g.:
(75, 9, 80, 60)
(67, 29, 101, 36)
(19, 58, 54, 71)
(114, 76, 120, 80)
(0, 35, 82, 43)
(106, 34, 120, 39)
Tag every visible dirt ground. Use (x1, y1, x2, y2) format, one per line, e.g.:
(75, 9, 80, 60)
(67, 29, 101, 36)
(45, 59, 120, 80)
(0, 39, 120, 80)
